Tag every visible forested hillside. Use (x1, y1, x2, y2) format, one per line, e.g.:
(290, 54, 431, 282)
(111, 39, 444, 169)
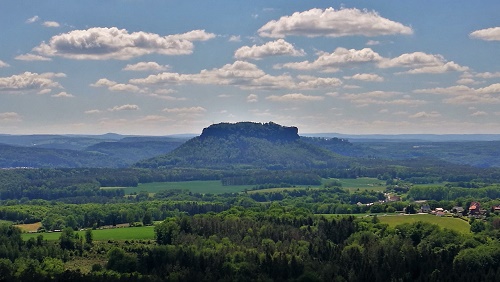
(136, 122, 350, 169)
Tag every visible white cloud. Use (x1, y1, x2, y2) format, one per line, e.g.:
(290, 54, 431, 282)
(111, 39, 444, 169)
(456, 78, 478, 85)
(166, 29, 216, 41)
(258, 7, 413, 38)
(51, 91, 74, 98)
(0, 112, 22, 122)
(42, 21, 60, 28)
(0, 60, 9, 68)
(130, 60, 339, 90)
(266, 93, 324, 102)
(0, 72, 62, 92)
(279, 47, 382, 71)
(38, 89, 52, 95)
(409, 111, 441, 118)
(108, 104, 140, 111)
(477, 83, 500, 94)
(91, 78, 140, 92)
(470, 27, 500, 41)
(32, 27, 216, 60)
(108, 83, 141, 92)
(137, 115, 171, 122)
(340, 91, 426, 106)
(91, 78, 117, 87)
(378, 52, 468, 74)
(475, 72, 500, 79)
(26, 16, 40, 24)
(404, 61, 468, 74)
(229, 35, 241, 42)
(471, 111, 487, 117)
(247, 94, 258, 103)
(415, 84, 500, 104)
(234, 39, 305, 60)
(366, 40, 380, 46)
(15, 54, 51, 61)
(123, 62, 169, 71)
(295, 75, 343, 89)
(379, 52, 444, 68)
(162, 107, 206, 114)
(84, 109, 101, 114)
(344, 73, 384, 82)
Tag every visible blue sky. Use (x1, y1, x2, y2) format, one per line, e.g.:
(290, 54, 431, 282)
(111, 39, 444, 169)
(1, 0, 500, 135)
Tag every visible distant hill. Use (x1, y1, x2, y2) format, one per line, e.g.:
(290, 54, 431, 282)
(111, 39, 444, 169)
(0, 135, 186, 168)
(135, 122, 350, 169)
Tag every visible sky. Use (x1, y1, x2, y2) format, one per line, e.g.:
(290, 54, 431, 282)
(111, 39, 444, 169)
(1, 0, 500, 136)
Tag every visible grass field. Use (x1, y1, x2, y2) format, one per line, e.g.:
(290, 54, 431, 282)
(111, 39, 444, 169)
(335, 177, 386, 192)
(247, 177, 385, 194)
(378, 214, 471, 234)
(22, 226, 155, 241)
(103, 180, 254, 195)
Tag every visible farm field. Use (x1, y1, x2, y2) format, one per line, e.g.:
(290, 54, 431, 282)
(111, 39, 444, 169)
(378, 214, 471, 234)
(103, 180, 254, 195)
(22, 226, 155, 241)
(334, 177, 386, 192)
(247, 177, 385, 194)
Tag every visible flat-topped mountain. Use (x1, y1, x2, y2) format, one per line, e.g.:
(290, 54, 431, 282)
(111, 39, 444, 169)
(135, 122, 349, 169)
(200, 122, 299, 142)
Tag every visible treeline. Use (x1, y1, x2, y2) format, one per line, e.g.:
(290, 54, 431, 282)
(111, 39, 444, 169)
(0, 199, 230, 229)
(408, 185, 500, 201)
(3, 208, 498, 281)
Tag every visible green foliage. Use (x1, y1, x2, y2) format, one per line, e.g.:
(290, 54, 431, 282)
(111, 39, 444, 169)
(106, 247, 137, 273)
(155, 220, 180, 245)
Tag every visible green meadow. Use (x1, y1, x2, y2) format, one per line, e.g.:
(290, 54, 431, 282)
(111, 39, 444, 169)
(22, 226, 155, 241)
(103, 180, 254, 195)
(378, 214, 471, 234)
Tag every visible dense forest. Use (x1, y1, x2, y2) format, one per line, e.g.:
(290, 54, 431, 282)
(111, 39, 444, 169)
(0, 122, 499, 281)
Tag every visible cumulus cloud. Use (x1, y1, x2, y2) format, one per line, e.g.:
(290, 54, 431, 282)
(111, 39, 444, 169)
(470, 27, 500, 41)
(295, 75, 342, 89)
(91, 78, 141, 92)
(266, 93, 324, 102)
(0, 72, 63, 92)
(278, 47, 382, 71)
(234, 39, 305, 60)
(258, 7, 413, 38)
(378, 52, 468, 74)
(26, 16, 40, 24)
(475, 72, 500, 79)
(344, 73, 384, 82)
(0, 112, 22, 122)
(31, 27, 216, 60)
(404, 62, 468, 74)
(414, 84, 500, 104)
(108, 104, 140, 111)
(15, 54, 51, 61)
(162, 107, 206, 114)
(247, 94, 258, 103)
(0, 60, 9, 68)
(51, 91, 74, 98)
(129, 60, 340, 90)
(42, 21, 60, 28)
(123, 61, 169, 71)
(409, 111, 441, 118)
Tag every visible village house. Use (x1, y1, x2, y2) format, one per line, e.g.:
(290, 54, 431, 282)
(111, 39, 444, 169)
(469, 201, 481, 216)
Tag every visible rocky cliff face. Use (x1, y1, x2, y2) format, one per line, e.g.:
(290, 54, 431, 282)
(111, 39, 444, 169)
(200, 122, 299, 142)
